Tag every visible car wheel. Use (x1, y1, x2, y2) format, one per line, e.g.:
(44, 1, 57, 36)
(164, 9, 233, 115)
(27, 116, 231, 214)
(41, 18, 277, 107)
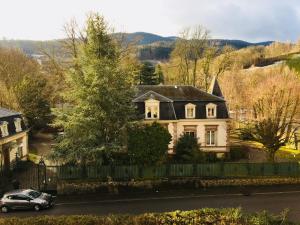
(1, 206, 9, 213)
(34, 204, 41, 211)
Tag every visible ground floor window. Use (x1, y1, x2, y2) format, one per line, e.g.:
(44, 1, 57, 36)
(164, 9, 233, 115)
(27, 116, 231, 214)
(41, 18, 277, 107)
(205, 125, 218, 146)
(206, 130, 216, 145)
(185, 131, 196, 137)
(184, 125, 197, 138)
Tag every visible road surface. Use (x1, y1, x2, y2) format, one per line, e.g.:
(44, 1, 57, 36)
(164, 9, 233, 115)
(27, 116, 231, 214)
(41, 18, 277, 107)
(2, 189, 300, 222)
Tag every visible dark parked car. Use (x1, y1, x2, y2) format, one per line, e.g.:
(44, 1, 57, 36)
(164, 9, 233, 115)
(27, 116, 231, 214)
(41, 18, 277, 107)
(0, 189, 55, 213)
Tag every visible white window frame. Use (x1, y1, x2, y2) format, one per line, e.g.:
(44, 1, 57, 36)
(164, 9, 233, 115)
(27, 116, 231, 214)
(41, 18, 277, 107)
(184, 125, 197, 138)
(145, 99, 160, 119)
(185, 103, 196, 119)
(14, 118, 22, 132)
(206, 103, 217, 118)
(205, 125, 218, 146)
(206, 130, 216, 146)
(0, 121, 9, 137)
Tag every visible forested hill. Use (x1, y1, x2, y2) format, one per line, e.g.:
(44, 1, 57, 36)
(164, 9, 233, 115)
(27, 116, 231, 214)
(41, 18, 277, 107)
(114, 32, 273, 48)
(0, 32, 273, 60)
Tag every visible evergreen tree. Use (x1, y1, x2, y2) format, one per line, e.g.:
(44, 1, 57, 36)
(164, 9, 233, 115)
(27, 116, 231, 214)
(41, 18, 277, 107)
(139, 61, 157, 85)
(51, 14, 136, 165)
(174, 134, 204, 163)
(155, 64, 164, 84)
(128, 122, 171, 165)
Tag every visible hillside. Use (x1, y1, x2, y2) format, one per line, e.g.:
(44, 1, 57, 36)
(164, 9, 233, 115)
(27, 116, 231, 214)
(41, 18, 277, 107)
(0, 39, 61, 55)
(113, 32, 177, 45)
(0, 32, 273, 61)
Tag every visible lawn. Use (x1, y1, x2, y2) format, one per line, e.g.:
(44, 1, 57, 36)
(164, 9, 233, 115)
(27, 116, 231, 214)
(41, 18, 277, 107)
(231, 136, 300, 162)
(286, 56, 300, 74)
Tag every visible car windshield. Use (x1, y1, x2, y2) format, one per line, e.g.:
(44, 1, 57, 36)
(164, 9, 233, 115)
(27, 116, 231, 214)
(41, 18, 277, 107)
(27, 190, 41, 199)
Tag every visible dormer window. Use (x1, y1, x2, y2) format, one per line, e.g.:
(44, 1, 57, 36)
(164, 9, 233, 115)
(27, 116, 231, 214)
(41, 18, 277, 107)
(14, 118, 22, 132)
(185, 103, 196, 119)
(0, 121, 9, 137)
(145, 99, 159, 119)
(206, 103, 217, 118)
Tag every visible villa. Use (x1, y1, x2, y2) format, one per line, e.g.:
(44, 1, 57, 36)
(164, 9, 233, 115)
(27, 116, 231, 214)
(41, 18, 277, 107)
(133, 78, 230, 154)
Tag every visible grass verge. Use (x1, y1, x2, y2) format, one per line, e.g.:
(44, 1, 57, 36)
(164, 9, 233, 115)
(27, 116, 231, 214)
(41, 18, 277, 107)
(0, 208, 292, 225)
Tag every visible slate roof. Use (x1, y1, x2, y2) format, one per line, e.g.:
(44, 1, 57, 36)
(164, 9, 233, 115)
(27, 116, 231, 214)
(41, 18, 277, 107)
(208, 77, 224, 98)
(134, 85, 225, 102)
(0, 107, 26, 139)
(0, 107, 21, 118)
(133, 90, 173, 102)
(134, 85, 229, 120)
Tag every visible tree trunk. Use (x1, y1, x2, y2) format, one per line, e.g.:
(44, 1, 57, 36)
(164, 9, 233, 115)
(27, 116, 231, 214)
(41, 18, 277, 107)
(268, 150, 276, 163)
(80, 156, 87, 178)
(205, 73, 208, 92)
(193, 59, 198, 87)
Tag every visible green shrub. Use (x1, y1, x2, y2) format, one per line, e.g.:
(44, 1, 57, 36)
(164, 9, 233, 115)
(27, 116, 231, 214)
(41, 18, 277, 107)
(200, 177, 300, 187)
(0, 208, 292, 225)
(205, 152, 219, 163)
(238, 124, 255, 141)
(101, 151, 132, 165)
(230, 146, 249, 161)
(128, 122, 171, 165)
(287, 57, 300, 74)
(174, 134, 205, 163)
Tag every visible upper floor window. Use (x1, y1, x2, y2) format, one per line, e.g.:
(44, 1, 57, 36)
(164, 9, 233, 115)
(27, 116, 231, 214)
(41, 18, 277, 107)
(14, 118, 22, 132)
(145, 99, 159, 119)
(206, 103, 217, 118)
(185, 103, 196, 119)
(0, 121, 9, 137)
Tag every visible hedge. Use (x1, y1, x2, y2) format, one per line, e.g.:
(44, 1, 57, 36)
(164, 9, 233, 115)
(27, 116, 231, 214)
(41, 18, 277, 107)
(57, 177, 300, 195)
(0, 208, 292, 225)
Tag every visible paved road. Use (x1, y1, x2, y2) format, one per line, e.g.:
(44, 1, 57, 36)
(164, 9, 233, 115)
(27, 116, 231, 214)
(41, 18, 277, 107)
(2, 190, 300, 222)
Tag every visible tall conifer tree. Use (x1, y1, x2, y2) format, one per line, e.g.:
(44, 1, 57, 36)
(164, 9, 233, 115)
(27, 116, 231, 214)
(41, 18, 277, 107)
(52, 14, 135, 165)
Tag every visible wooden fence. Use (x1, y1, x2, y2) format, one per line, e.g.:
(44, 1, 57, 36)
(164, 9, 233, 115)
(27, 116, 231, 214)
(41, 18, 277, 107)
(56, 162, 300, 181)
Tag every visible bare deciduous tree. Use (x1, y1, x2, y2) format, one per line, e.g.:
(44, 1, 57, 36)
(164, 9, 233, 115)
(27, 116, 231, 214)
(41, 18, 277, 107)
(170, 26, 209, 87)
(252, 81, 299, 162)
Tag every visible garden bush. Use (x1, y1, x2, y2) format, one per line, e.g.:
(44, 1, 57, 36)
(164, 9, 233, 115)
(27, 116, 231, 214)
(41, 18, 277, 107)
(200, 177, 300, 187)
(205, 152, 219, 162)
(174, 134, 204, 163)
(57, 177, 300, 195)
(238, 123, 255, 141)
(229, 145, 249, 161)
(0, 208, 292, 225)
(127, 122, 171, 165)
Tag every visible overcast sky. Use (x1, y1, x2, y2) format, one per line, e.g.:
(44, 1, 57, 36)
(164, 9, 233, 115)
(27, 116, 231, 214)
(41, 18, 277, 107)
(1, 0, 300, 42)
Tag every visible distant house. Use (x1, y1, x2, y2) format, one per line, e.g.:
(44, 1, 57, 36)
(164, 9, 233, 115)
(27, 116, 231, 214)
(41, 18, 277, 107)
(0, 108, 28, 172)
(133, 78, 230, 154)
